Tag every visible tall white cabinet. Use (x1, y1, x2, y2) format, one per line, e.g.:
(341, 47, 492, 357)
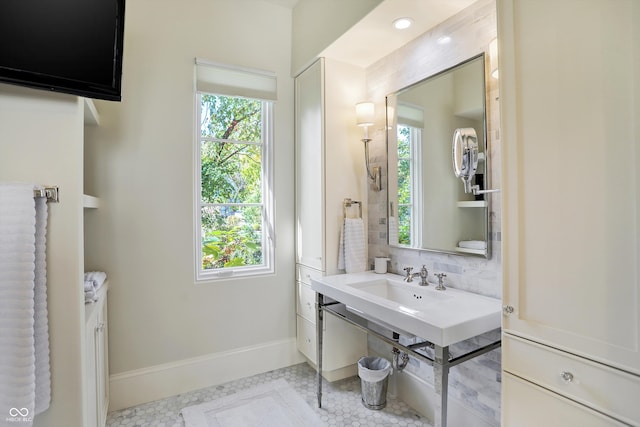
(498, 0, 640, 425)
(294, 58, 367, 381)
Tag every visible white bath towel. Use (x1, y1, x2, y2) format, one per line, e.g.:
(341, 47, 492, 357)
(33, 196, 50, 415)
(0, 183, 51, 425)
(338, 218, 366, 273)
(388, 216, 399, 246)
(84, 271, 107, 291)
(85, 289, 99, 304)
(84, 271, 107, 303)
(458, 240, 487, 250)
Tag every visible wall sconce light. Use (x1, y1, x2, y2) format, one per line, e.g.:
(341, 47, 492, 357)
(489, 38, 499, 79)
(356, 102, 381, 191)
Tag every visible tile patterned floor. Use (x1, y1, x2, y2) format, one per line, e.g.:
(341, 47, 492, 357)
(106, 362, 431, 427)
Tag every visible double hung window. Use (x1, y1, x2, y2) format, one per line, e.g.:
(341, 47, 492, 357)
(195, 60, 276, 281)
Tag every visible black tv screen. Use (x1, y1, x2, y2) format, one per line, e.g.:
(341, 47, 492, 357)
(0, 0, 125, 101)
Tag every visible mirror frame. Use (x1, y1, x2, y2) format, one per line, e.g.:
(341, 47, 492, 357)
(385, 53, 490, 258)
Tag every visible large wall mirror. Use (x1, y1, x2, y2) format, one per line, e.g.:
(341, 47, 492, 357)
(386, 54, 490, 258)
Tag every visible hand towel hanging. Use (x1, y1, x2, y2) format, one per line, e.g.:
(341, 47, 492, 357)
(338, 218, 366, 273)
(0, 183, 51, 424)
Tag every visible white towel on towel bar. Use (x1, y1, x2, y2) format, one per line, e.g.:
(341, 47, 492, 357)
(338, 218, 366, 274)
(0, 183, 51, 422)
(33, 195, 50, 415)
(388, 216, 399, 246)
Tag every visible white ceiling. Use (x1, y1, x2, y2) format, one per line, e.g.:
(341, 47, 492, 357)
(321, 0, 478, 68)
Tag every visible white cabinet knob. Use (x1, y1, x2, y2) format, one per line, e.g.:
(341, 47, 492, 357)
(560, 371, 574, 383)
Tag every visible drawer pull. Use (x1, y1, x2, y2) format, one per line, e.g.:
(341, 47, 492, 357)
(560, 371, 574, 383)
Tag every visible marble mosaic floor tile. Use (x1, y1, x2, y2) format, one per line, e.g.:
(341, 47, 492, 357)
(106, 362, 431, 427)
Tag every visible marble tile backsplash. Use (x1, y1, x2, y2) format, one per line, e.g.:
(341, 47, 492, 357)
(363, 0, 502, 424)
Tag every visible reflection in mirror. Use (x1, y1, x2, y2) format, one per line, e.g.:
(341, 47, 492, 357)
(386, 54, 489, 257)
(452, 127, 479, 193)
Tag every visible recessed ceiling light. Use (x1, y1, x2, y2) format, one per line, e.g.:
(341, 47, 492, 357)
(392, 18, 413, 30)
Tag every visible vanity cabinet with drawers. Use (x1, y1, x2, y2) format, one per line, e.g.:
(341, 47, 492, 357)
(294, 57, 367, 380)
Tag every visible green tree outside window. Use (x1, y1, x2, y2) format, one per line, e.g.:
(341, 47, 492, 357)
(397, 125, 412, 246)
(199, 95, 266, 270)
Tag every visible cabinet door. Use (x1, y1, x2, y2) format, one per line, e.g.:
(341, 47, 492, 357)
(499, 0, 640, 374)
(502, 373, 628, 427)
(295, 59, 324, 271)
(96, 298, 109, 427)
(84, 316, 98, 427)
(296, 312, 367, 373)
(503, 333, 640, 425)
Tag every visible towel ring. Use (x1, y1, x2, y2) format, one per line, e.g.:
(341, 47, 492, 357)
(343, 198, 362, 219)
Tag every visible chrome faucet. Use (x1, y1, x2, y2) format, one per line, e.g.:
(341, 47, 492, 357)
(403, 267, 414, 282)
(435, 273, 447, 291)
(418, 265, 428, 286)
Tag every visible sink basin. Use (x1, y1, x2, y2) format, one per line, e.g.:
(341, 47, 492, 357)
(311, 271, 501, 347)
(348, 278, 453, 310)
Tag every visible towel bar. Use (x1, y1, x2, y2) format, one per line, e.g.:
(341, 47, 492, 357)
(33, 186, 59, 203)
(342, 198, 362, 219)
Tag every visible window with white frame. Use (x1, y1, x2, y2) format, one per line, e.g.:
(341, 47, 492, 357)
(195, 60, 276, 281)
(396, 102, 423, 247)
(396, 124, 420, 246)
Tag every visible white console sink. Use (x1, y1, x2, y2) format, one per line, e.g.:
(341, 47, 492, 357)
(311, 271, 501, 347)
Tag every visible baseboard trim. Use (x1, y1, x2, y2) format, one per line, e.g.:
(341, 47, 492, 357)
(396, 370, 498, 427)
(109, 338, 306, 411)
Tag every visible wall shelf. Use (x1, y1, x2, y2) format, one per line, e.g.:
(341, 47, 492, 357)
(455, 246, 486, 255)
(83, 194, 100, 209)
(84, 98, 100, 126)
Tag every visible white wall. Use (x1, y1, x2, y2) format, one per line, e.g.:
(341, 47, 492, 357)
(84, 0, 300, 408)
(0, 86, 86, 427)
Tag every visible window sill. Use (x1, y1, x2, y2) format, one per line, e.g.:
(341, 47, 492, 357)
(195, 266, 275, 284)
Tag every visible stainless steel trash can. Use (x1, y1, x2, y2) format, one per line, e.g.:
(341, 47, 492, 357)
(357, 356, 392, 410)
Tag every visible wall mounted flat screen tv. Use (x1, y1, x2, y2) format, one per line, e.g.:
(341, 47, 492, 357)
(0, 0, 125, 101)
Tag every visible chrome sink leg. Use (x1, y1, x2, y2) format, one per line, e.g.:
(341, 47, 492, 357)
(433, 345, 450, 427)
(316, 292, 324, 408)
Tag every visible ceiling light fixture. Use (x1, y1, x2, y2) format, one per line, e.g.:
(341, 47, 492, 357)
(392, 17, 413, 30)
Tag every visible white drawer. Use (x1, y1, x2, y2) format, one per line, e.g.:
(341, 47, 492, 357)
(296, 281, 316, 323)
(503, 372, 628, 427)
(296, 264, 322, 286)
(296, 315, 317, 363)
(503, 333, 640, 426)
